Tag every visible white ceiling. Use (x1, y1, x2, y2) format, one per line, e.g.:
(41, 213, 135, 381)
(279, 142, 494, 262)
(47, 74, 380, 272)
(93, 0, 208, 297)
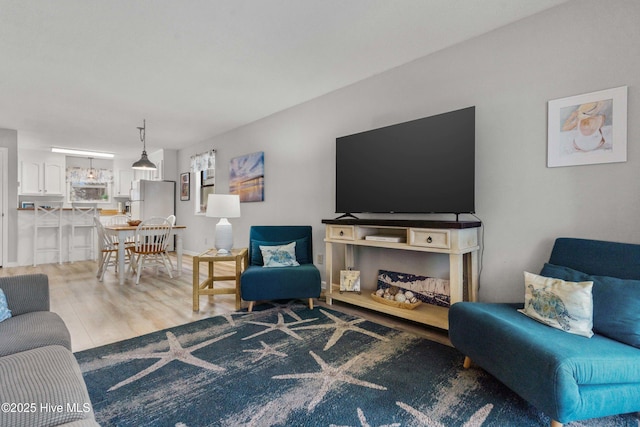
(0, 0, 568, 159)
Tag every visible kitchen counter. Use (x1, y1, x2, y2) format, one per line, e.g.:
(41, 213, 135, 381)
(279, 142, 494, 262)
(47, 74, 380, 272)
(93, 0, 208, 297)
(17, 208, 126, 216)
(16, 208, 128, 266)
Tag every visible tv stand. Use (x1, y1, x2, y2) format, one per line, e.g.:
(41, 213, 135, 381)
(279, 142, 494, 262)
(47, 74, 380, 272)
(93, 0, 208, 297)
(322, 219, 481, 330)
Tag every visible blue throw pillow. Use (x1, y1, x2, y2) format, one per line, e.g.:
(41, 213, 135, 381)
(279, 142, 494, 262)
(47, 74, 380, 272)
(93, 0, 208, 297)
(541, 263, 640, 348)
(250, 237, 309, 266)
(0, 288, 12, 323)
(260, 242, 300, 268)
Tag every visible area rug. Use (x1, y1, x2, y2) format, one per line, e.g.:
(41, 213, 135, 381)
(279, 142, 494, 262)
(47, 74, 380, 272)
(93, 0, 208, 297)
(75, 302, 639, 427)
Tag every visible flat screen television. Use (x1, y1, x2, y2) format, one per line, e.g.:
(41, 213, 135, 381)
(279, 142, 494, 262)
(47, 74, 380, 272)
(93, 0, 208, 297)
(335, 106, 475, 215)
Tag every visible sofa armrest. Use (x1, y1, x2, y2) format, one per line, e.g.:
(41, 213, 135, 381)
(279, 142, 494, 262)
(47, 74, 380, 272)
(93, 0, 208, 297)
(0, 274, 50, 316)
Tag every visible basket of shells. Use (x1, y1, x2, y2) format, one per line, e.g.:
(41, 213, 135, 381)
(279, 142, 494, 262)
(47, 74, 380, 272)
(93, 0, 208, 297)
(371, 286, 422, 310)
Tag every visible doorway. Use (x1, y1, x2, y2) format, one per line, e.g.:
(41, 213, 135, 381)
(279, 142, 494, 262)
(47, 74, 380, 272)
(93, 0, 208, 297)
(0, 148, 7, 267)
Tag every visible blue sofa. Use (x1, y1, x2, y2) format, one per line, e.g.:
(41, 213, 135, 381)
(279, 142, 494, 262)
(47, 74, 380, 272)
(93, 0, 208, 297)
(240, 226, 321, 311)
(449, 238, 640, 427)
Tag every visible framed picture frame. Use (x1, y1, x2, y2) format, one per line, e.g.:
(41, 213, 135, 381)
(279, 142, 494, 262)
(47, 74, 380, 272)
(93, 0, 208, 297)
(547, 86, 627, 167)
(21, 201, 34, 209)
(180, 172, 190, 201)
(230, 151, 264, 202)
(340, 270, 361, 294)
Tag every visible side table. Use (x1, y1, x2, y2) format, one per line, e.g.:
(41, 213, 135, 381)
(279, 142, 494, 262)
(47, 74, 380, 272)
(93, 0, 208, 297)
(192, 247, 248, 312)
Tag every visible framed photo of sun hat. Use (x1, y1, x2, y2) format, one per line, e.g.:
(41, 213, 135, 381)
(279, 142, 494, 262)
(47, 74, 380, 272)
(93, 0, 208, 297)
(547, 86, 627, 167)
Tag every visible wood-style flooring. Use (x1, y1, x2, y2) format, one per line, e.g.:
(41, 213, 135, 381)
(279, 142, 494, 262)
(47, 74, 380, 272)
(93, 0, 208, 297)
(0, 254, 450, 352)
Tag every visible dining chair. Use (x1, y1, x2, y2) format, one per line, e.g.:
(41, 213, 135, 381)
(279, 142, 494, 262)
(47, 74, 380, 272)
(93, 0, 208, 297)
(107, 214, 130, 225)
(128, 217, 173, 284)
(94, 217, 135, 281)
(165, 214, 177, 269)
(94, 217, 118, 281)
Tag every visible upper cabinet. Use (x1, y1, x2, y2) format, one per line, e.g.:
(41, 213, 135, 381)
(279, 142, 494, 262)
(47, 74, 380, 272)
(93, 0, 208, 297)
(19, 150, 65, 196)
(114, 169, 134, 197)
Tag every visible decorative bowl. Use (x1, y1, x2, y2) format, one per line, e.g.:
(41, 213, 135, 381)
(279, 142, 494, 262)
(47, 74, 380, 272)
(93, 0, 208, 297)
(371, 293, 422, 310)
(127, 220, 142, 226)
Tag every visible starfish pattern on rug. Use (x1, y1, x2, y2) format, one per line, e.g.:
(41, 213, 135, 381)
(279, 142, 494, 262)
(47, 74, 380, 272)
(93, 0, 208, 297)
(330, 407, 401, 427)
(243, 340, 288, 362)
(266, 300, 305, 321)
(292, 308, 389, 350)
(273, 350, 386, 411)
(216, 310, 250, 327)
(103, 330, 236, 391)
(242, 312, 318, 341)
(396, 401, 493, 427)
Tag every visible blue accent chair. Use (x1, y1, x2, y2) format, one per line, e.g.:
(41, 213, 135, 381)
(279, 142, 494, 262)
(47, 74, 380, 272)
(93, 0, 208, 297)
(449, 238, 640, 427)
(240, 226, 321, 312)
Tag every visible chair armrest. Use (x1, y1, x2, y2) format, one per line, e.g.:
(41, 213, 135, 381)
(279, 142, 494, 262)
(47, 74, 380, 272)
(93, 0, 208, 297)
(0, 274, 50, 316)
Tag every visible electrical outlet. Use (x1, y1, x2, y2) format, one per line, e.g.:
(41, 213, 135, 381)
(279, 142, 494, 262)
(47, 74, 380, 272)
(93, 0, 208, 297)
(317, 254, 323, 264)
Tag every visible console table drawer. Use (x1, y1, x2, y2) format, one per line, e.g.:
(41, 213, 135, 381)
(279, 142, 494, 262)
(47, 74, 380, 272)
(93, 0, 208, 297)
(409, 228, 450, 249)
(328, 225, 355, 241)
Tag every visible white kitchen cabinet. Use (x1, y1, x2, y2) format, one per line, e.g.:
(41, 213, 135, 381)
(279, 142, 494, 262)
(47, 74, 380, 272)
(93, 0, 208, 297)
(115, 169, 134, 197)
(19, 150, 65, 196)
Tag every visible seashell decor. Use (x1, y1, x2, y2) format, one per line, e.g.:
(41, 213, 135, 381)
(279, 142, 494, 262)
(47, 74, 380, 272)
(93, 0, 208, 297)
(371, 286, 422, 309)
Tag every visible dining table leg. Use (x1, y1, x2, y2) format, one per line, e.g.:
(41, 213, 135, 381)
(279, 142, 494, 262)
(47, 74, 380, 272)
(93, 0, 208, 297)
(117, 234, 126, 285)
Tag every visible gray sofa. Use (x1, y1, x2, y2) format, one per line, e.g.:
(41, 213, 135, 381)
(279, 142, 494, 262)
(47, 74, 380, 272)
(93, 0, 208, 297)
(0, 274, 99, 427)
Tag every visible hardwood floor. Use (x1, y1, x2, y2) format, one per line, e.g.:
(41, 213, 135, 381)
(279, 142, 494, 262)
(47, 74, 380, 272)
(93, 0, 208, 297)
(0, 254, 450, 352)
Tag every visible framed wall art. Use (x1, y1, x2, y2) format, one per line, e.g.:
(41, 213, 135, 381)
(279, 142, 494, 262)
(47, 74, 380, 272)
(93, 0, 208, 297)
(340, 270, 361, 294)
(547, 86, 627, 167)
(229, 151, 264, 202)
(180, 172, 190, 201)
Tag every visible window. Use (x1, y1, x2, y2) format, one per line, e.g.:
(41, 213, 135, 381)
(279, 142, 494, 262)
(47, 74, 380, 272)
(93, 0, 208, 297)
(190, 150, 215, 215)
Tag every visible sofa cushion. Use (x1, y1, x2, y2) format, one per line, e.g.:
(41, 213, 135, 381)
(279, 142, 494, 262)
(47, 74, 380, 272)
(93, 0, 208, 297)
(0, 311, 71, 357)
(518, 271, 594, 338)
(541, 263, 640, 348)
(0, 273, 50, 316)
(0, 288, 11, 322)
(0, 345, 98, 427)
(241, 264, 321, 301)
(260, 242, 300, 267)
(250, 237, 310, 266)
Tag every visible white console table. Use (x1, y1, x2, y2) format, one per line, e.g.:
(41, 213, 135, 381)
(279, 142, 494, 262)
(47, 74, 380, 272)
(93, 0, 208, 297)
(323, 219, 481, 330)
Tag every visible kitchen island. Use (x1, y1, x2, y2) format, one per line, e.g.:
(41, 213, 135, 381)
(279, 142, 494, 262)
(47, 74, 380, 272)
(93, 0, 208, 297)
(16, 208, 125, 266)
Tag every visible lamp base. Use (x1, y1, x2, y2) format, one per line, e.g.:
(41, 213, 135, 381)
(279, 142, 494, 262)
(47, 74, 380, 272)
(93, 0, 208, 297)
(215, 218, 233, 254)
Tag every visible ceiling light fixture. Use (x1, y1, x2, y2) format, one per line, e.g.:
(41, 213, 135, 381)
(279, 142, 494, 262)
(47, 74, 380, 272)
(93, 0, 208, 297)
(51, 147, 114, 158)
(132, 119, 157, 170)
(87, 157, 96, 180)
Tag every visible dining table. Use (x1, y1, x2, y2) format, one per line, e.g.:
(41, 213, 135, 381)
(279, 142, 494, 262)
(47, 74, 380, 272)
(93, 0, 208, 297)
(104, 224, 187, 285)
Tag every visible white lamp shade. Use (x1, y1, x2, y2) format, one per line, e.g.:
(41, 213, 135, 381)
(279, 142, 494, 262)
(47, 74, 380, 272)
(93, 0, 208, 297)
(206, 194, 241, 218)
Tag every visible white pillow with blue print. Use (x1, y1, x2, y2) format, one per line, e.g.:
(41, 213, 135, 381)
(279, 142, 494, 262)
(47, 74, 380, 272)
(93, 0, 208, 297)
(0, 288, 12, 323)
(518, 272, 594, 338)
(260, 242, 300, 268)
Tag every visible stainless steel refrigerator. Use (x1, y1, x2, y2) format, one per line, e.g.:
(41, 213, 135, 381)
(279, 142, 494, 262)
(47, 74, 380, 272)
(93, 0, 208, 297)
(129, 180, 175, 222)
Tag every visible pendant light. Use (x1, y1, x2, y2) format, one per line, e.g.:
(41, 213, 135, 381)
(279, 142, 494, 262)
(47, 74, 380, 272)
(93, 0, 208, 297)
(132, 119, 157, 170)
(87, 157, 96, 180)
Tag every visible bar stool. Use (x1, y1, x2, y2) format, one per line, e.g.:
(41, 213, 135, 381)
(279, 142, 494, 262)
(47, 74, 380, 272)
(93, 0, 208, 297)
(70, 203, 98, 262)
(33, 201, 63, 266)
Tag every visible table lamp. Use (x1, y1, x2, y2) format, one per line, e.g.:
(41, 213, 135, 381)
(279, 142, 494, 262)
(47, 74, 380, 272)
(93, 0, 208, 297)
(206, 194, 241, 254)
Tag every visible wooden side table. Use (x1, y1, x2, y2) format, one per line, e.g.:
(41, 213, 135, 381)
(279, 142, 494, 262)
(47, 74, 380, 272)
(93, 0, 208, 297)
(192, 248, 248, 312)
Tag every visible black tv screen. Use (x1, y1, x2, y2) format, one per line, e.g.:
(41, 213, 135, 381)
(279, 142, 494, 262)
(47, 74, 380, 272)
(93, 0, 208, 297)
(336, 106, 475, 214)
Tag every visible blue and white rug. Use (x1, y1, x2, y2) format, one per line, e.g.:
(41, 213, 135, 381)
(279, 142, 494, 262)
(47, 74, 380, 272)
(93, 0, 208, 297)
(75, 302, 639, 426)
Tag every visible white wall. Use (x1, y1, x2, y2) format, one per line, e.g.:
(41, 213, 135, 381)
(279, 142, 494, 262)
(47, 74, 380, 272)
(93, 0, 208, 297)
(177, 0, 640, 302)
